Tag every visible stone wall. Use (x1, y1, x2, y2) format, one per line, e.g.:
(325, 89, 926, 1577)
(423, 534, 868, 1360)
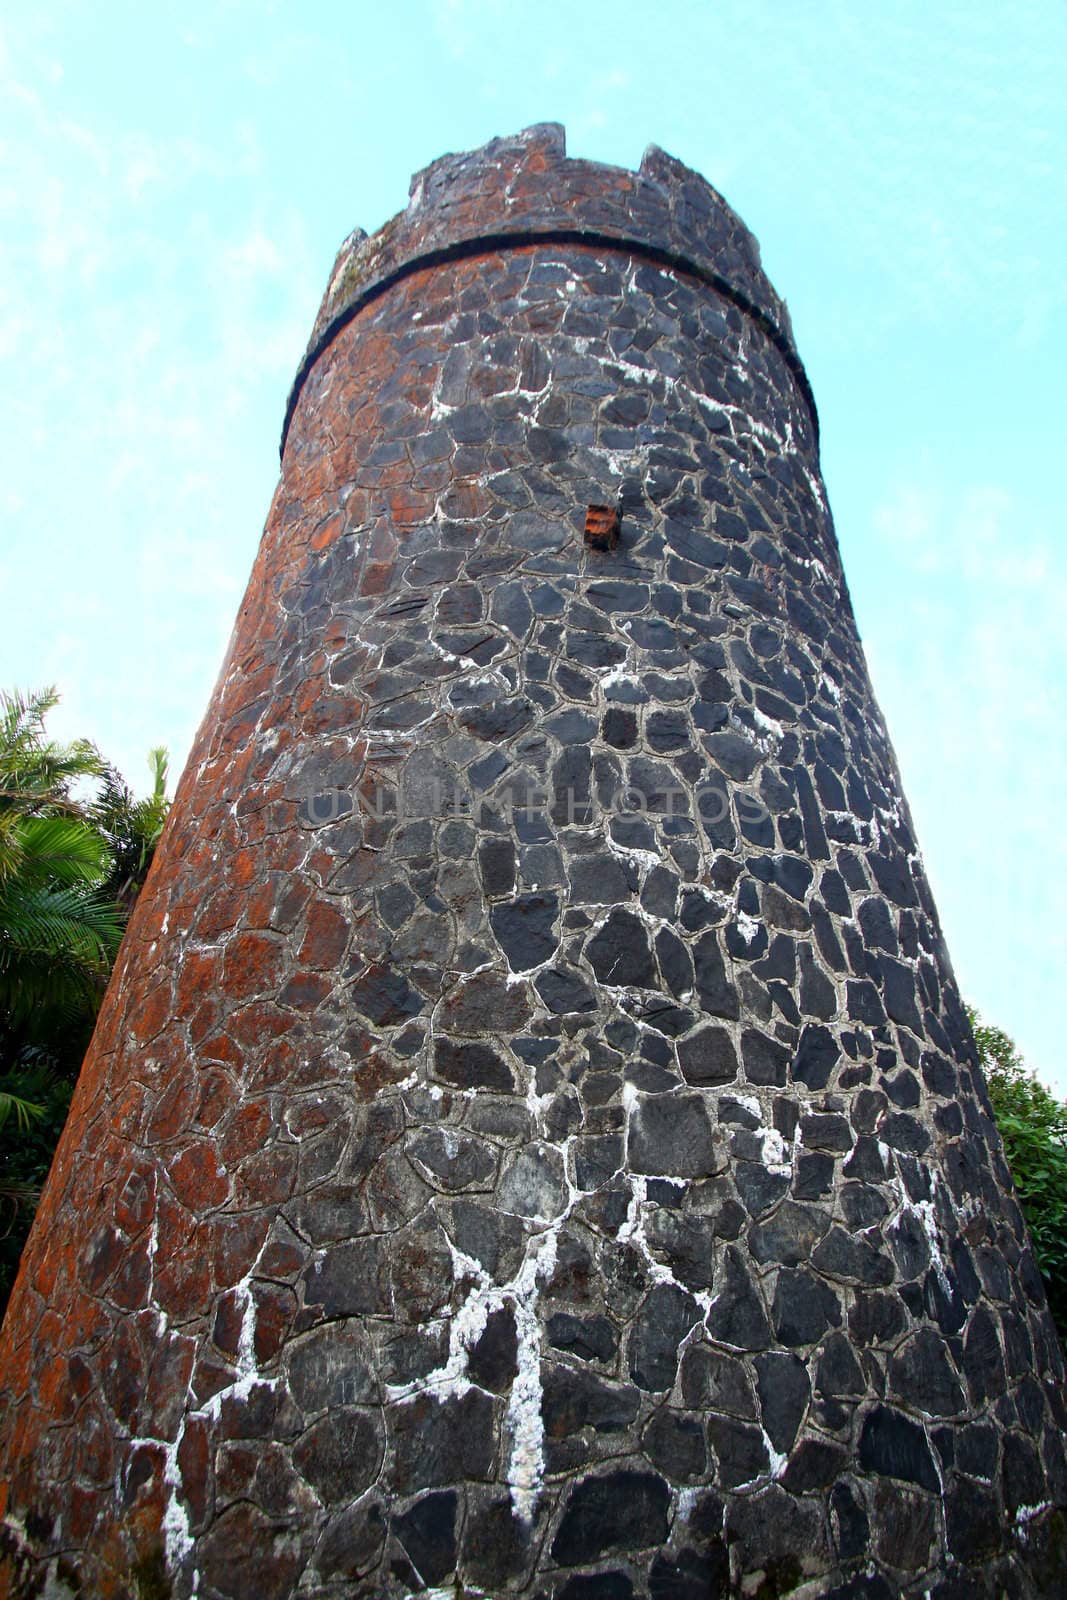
(1, 125, 1064, 1598)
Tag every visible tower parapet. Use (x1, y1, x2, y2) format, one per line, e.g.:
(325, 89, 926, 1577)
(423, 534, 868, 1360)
(284, 123, 815, 457)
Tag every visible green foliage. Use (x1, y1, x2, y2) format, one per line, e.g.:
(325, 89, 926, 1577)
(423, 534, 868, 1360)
(92, 746, 171, 908)
(970, 1006, 1067, 1333)
(0, 1055, 74, 1305)
(0, 688, 124, 1029)
(0, 689, 170, 1314)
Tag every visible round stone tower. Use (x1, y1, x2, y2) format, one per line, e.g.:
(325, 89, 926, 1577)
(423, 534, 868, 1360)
(1, 124, 1064, 1598)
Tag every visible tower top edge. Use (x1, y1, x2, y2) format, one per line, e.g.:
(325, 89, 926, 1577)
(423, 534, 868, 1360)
(305, 123, 795, 362)
(280, 126, 819, 458)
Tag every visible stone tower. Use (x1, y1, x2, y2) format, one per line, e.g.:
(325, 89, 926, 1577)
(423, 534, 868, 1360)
(1, 125, 1064, 1598)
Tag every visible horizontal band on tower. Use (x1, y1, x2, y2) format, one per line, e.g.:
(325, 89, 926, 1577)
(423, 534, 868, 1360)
(280, 227, 820, 459)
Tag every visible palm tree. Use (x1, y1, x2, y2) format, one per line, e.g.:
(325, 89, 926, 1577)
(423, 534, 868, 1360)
(0, 689, 123, 1031)
(0, 689, 172, 1311)
(91, 744, 171, 910)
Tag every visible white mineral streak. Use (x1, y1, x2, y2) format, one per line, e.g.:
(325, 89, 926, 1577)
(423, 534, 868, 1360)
(146, 1260, 274, 1587)
(600, 666, 638, 691)
(735, 910, 761, 947)
(617, 1095, 712, 1312)
(1015, 1500, 1051, 1531)
(202, 1273, 265, 1418)
(876, 799, 903, 832)
(764, 1438, 789, 1480)
(603, 832, 663, 876)
(138, 1211, 198, 1582)
(674, 1485, 700, 1523)
(890, 1171, 952, 1293)
(505, 1228, 559, 1522)
(159, 1440, 196, 1592)
(388, 1239, 493, 1406)
(418, 1590, 488, 1600)
(758, 1125, 792, 1177)
(676, 382, 736, 434)
(390, 1112, 586, 1524)
(751, 706, 784, 744)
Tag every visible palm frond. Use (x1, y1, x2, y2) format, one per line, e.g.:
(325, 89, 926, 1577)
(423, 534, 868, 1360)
(0, 687, 104, 817)
(0, 881, 123, 1023)
(0, 883, 123, 964)
(0, 1089, 45, 1132)
(11, 816, 112, 889)
(147, 746, 170, 808)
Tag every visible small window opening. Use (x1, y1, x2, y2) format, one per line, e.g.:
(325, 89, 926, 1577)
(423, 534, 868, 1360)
(585, 504, 620, 552)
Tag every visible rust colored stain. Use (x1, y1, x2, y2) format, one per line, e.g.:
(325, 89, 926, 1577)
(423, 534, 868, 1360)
(584, 502, 620, 551)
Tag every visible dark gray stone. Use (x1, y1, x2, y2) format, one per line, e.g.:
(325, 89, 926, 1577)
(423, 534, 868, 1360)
(497, 1142, 567, 1220)
(293, 1409, 382, 1503)
(782, 1437, 848, 1492)
(461, 1492, 534, 1589)
(815, 1331, 866, 1397)
(705, 1246, 772, 1349)
(303, 1239, 388, 1317)
(707, 1415, 770, 1488)
(741, 1027, 790, 1086)
(392, 1490, 458, 1586)
(677, 1025, 738, 1085)
(642, 1409, 708, 1481)
(447, 1199, 526, 1283)
(793, 1022, 838, 1088)
(748, 1201, 831, 1266)
(536, 966, 598, 1014)
(390, 1390, 495, 1492)
(706, 730, 760, 781)
(287, 1322, 378, 1413)
(468, 1308, 519, 1393)
(490, 892, 559, 971)
(680, 1344, 757, 1418)
(693, 931, 740, 1018)
(772, 1268, 843, 1346)
(407, 1127, 497, 1191)
(649, 1546, 730, 1600)
(629, 1093, 721, 1178)
(547, 1312, 617, 1364)
(350, 963, 425, 1026)
(629, 1282, 701, 1391)
(478, 837, 516, 897)
(858, 1405, 940, 1492)
(754, 1352, 810, 1452)
(586, 908, 657, 989)
(734, 1160, 791, 1217)
(570, 853, 636, 905)
(888, 1329, 965, 1417)
(551, 1471, 670, 1566)
(556, 1576, 636, 1600)
(812, 1226, 895, 1287)
(314, 1495, 387, 1581)
(542, 1364, 641, 1435)
(433, 1036, 514, 1091)
(645, 1201, 742, 1290)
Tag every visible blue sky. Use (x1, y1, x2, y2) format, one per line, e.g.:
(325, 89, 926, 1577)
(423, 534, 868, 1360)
(1, 2, 1064, 1090)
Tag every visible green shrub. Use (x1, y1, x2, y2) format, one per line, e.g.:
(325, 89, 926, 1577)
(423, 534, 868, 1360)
(970, 1008, 1067, 1335)
(0, 1055, 73, 1307)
